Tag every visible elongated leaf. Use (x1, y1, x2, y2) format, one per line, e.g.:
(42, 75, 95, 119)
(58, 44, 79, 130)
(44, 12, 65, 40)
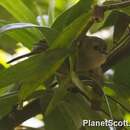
(46, 77, 70, 115)
(64, 93, 108, 130)
(0, 23, 42, 48)
(0, 48, 70, 89)
(0, 23, 41, 33)
(45, 93, 108, 130)
(7, 30, 39, 49)
(0, 9, 92, 99)
(45, 102, 78, 130)
(0, 0, 36, 23)
(0, 22, 41, 49)
(0, 23, 59, 45)
(113, 56, 130, 98)
(0, 20, 35, 50)
(52, 0, 92, 32)
(48, 0, 55, 26)
(0, 34, 17, 54)
(0, 93, 18, 119)
(0, 0, 43, 47)
(51, 12, 91, 48)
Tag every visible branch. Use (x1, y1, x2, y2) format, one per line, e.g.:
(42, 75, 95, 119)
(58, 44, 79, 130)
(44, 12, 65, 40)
(2, 1, 130, 129)
(0, 89, 53, 130)
(103, 1, 130, 11)
(78, 0, 130, 42)
(0, 99, 42, 130)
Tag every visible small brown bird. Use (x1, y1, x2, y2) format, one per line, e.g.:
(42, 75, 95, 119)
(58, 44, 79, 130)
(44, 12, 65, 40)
(76, 36, 108, 110)
(76, 36, 107, 73)
(7, 36, 107, 110)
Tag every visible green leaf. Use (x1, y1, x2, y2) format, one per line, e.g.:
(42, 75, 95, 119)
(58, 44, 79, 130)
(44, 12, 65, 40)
(0, 20, 36, 50)
(55, 0, 78, 12)
(0, 22, 41, 49)
(0, 23, 41, 33)
(39, 27, 59, 45)
(52, 0, 92, 32)
(71, 71, 91, 97)
(0, 0, 43, 47)
(0, 48, 70, 89)
(6, 29, 40, 49)
(45, 77, 70, 115)
(0, 34, 17, 54)
(0, 23, 42, 48)
(40, 90, 54, 113)
(113, 56, 130, 98)
(0, 93, 18, 119)
(45, 92, 108, 130)
(0, 23, 59, 46)
(51, 12, 91, 48)
(48, 0, 55, 26)
(45, 102, 78, 130)
(0, 0, 36, 23)
(0, 8, 92, 99)
(121, 6, 130, 16)
(64, 93, 108, 130)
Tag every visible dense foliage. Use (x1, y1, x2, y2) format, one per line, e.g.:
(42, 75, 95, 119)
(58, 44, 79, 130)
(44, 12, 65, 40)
(0, 0, 130, 130)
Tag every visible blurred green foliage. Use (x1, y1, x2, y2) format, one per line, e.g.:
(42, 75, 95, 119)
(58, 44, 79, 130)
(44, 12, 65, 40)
(0, 0, 130, 130)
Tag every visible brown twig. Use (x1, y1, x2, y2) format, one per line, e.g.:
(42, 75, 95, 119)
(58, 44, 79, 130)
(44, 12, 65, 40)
(2, 1, 130, 130)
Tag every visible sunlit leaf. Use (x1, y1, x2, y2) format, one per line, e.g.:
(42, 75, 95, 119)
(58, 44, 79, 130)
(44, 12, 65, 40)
(0, 0, 36, 22)
(52, 0, 92, 32)
(0, 22, 59, 45)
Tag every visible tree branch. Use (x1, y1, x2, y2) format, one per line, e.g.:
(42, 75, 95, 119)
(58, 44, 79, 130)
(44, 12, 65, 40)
(2, 1, 130, 130)
(0, 99, 42, 130)
(103, 1, 130, 11)
(77, 0, 130, 43)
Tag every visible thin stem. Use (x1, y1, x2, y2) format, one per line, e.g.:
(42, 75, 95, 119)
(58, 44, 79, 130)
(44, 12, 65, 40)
(108, 96, 130, 113)
(77, 0, 130, 42)
(104, 95, 114, 120)
(103, 1, 130, 11)
(102, 36, 130, 72)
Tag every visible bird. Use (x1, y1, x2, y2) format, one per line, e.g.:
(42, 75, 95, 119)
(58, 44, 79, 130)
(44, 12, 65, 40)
(76, 36, 107, 73)
(75, 36, 108, 110)
(7, 36, 108, 110)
